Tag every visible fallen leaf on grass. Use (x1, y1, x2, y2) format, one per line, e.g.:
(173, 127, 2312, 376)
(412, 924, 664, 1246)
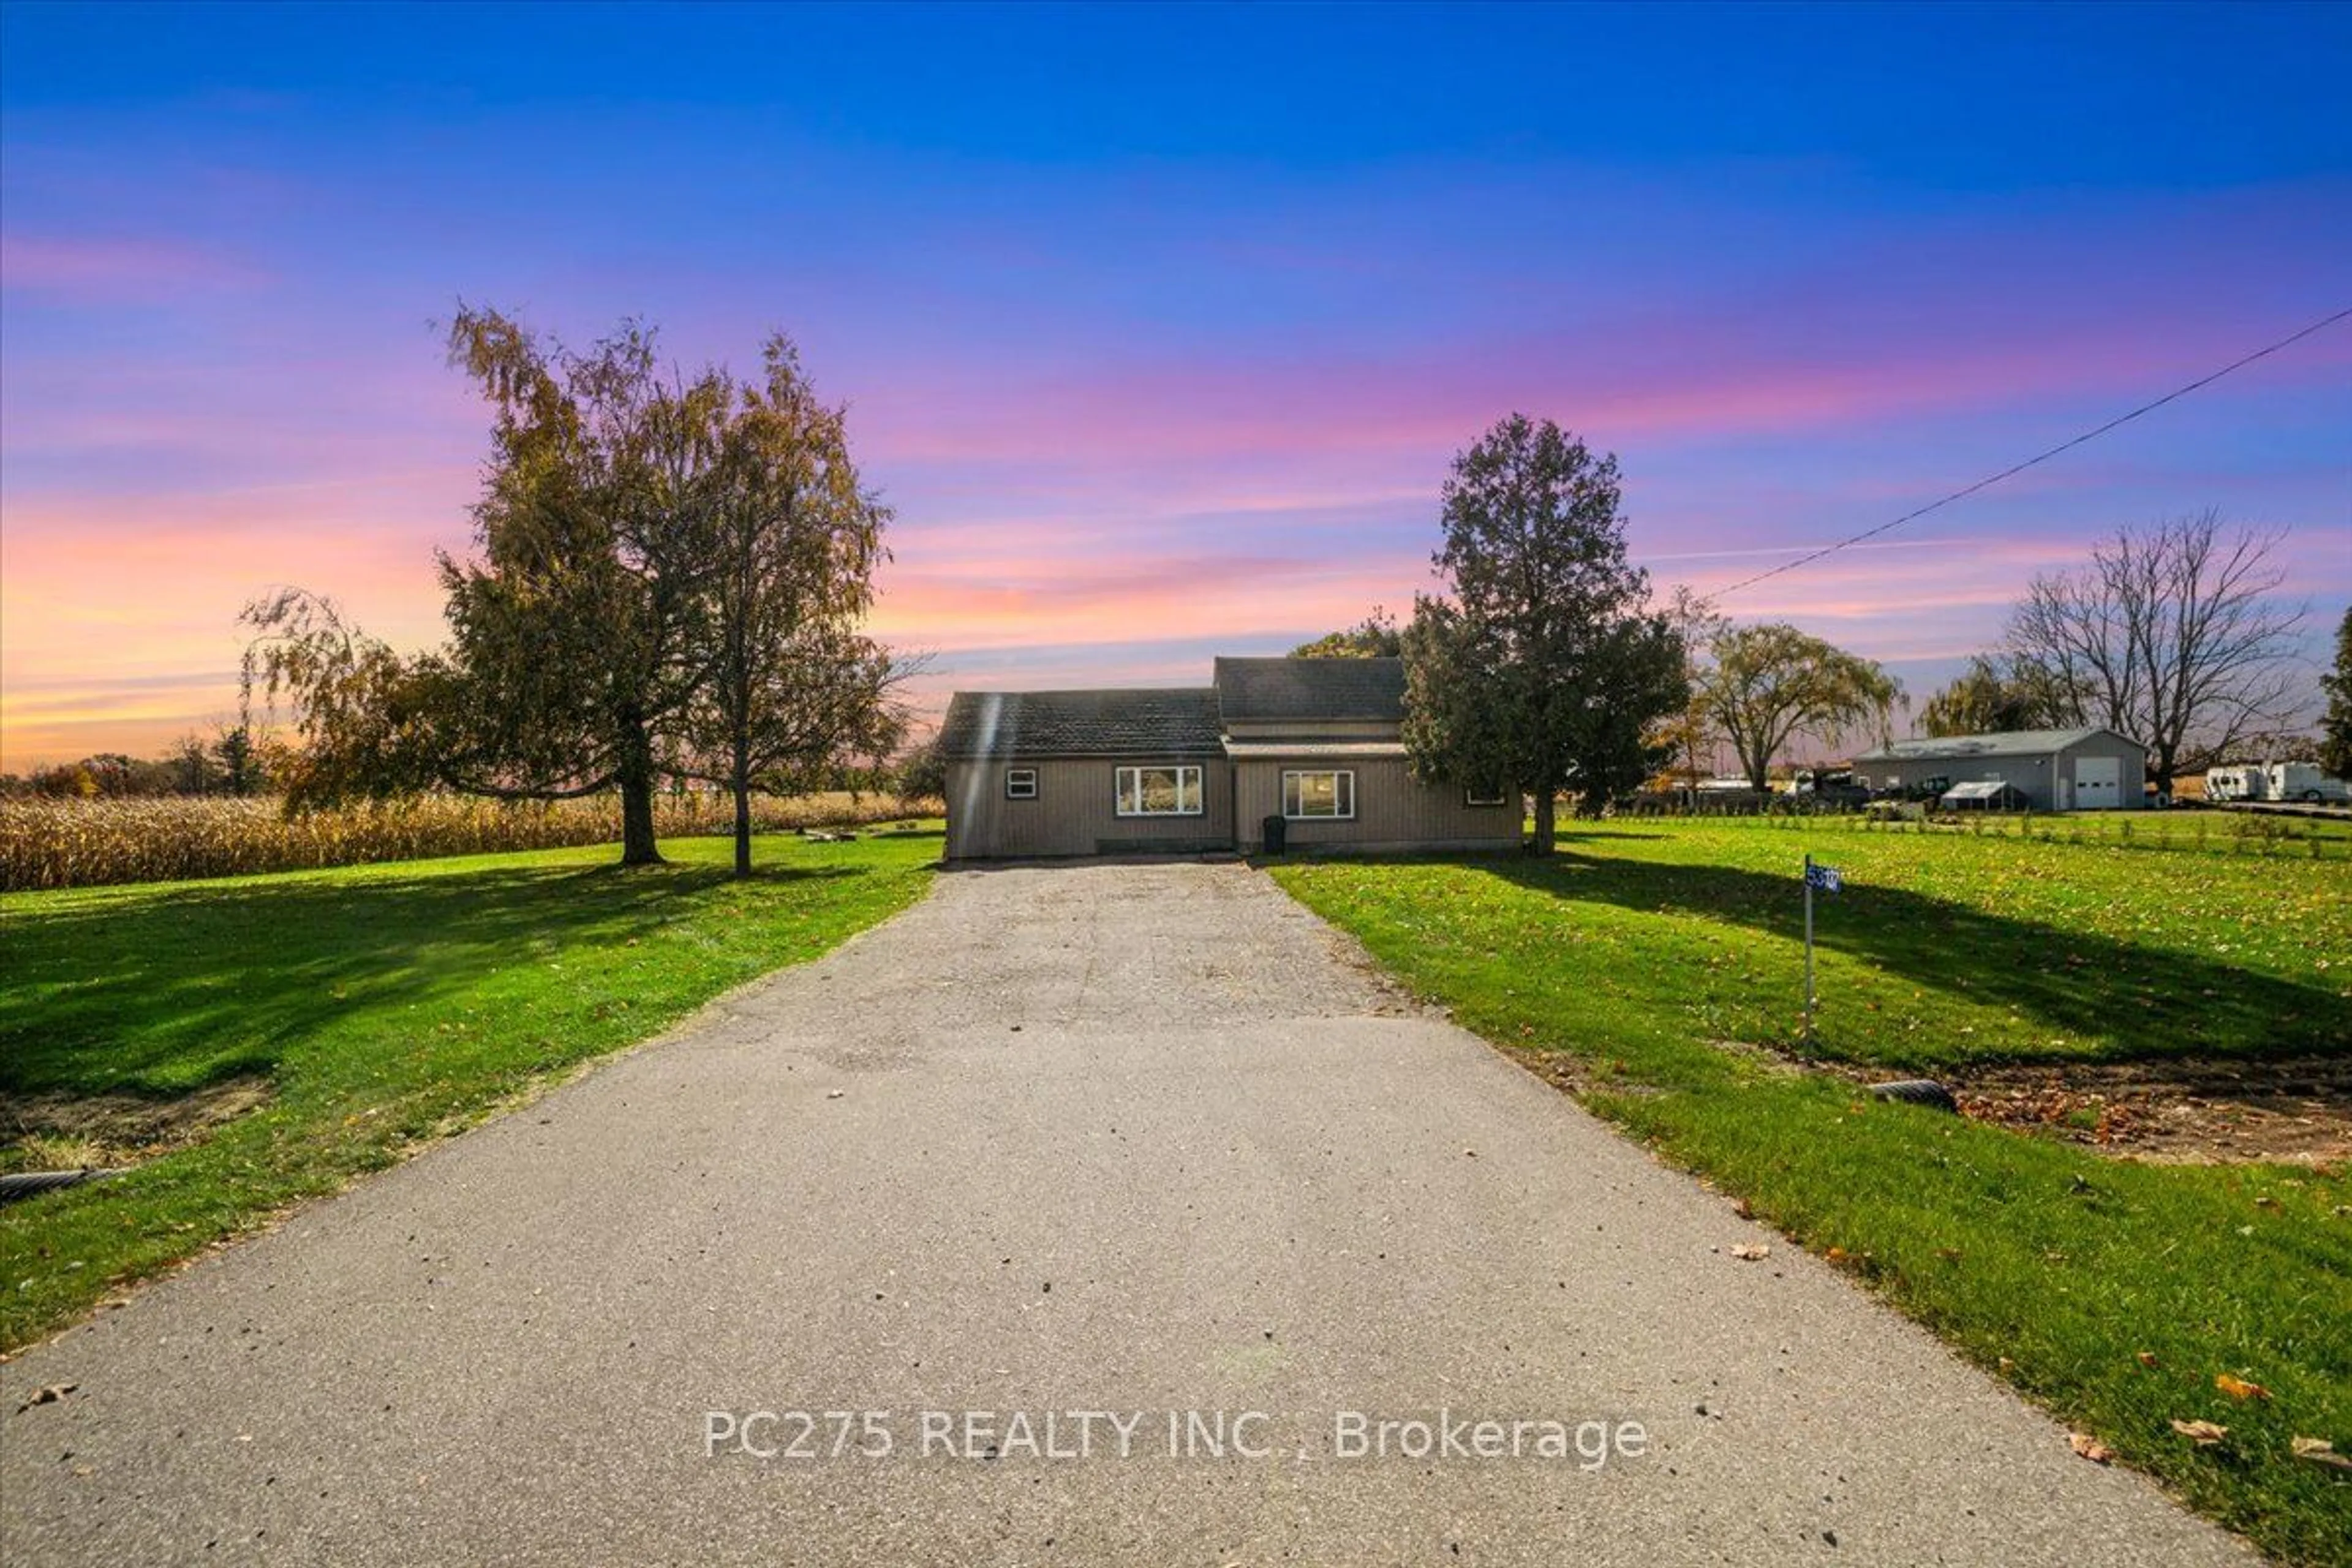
(2068, 1432, 2114, 1464)
(2291, 1436, 2352, 1474)
(2135, 1352, 2158, 1368)
(2215, 1373, 2271, 1401)
(2171, 1419, 2229, 1447)
(1728, 1243, 1770, 1262)
(14, 1383, 75, 1413)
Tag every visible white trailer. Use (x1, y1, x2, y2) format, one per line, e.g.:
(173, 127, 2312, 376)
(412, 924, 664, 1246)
(2264, 763, 2352, 804)
(2204, 764, 2269, 802)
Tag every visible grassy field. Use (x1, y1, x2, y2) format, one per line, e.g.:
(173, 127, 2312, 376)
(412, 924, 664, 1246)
(1270, 819, 2352, 1567)
(1, 827, 941, 1350)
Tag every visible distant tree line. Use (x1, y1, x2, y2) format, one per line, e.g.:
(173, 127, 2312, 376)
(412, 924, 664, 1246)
(2, 724, 268, 799)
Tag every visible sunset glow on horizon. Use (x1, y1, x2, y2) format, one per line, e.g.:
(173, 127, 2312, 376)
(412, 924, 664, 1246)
(4, 2, 2348, 770)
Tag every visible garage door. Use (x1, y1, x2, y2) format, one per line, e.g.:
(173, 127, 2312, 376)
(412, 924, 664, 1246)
(2074, 756, 2120, 808)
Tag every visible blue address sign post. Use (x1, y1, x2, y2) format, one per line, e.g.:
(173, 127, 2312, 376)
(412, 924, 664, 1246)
(1802, 854, 1844, 1044)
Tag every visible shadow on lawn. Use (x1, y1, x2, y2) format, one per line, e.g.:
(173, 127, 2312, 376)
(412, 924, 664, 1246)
(0, 859, 868, 1099)
(1482, 851, 2350, 1065)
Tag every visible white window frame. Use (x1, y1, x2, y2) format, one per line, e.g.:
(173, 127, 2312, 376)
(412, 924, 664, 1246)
(1114, 764, 1204, 817)
(1282, 769, 1356, 820)
(1004, 767, 1038, 800)
(1464, 783, 1510, 808)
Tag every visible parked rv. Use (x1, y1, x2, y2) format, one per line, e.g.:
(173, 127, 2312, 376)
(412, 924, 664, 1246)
(2265, 763, 2352, 804)
(2204, 762, 2352, 805)
(2204, 765, 2265, 802)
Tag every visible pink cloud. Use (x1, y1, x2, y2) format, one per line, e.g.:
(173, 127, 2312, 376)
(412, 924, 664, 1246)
(0, 233, 266, 300)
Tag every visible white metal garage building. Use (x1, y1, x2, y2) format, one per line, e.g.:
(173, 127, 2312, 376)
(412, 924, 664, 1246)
(1851, 727, 2146, 811)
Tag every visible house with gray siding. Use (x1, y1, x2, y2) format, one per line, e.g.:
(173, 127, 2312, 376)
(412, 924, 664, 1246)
(939, 657, 1521, 860)
(1850, 726, 2146, 811)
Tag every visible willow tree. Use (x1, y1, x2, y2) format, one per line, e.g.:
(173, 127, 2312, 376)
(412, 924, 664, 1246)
(682, 336, 905, 877)
(248, 309, 901, 871)
(1918, 652, 2077, 737)
(425, 307, 736, 864)
(1401, 415, 1686, 853)
(1695, 623, 1901, 790)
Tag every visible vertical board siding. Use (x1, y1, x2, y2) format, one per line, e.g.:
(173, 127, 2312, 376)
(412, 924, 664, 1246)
(947, 758, 1235, 858)
(1234, 758, 1520, 852)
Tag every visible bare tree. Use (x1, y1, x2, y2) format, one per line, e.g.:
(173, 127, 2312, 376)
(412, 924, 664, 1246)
(2007, 510, 2307, 792)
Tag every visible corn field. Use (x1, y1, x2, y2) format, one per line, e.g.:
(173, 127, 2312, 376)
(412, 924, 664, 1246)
(0, 792, 937, 892)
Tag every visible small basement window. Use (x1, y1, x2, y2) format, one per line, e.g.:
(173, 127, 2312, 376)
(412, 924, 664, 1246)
(1005, 768, 1038, 799)
(1115, 764, 1204, 816)
(1464, 783, 1510, 807)
(1283, 769, 1355, 820)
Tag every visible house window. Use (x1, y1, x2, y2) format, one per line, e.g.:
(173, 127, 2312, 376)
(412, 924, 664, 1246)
(1004, 768, 1038, 800)
(1115, 765, 1204, 816)
(1283, 769, 1355, 820)
(1464, 783, 1510, 807)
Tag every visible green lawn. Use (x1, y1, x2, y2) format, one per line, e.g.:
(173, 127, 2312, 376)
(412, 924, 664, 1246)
(1271, 820, 2352, 1568)
(1, 827, 940, 1350)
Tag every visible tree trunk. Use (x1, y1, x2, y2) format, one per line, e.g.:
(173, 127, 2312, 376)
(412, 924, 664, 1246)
(731, 741, 753, 879)
(617, 720, 663, 867)
(1531, 786, 1557, 856)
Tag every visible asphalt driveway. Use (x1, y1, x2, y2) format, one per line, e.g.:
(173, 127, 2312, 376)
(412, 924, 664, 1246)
(1, 861, 2253, 1565)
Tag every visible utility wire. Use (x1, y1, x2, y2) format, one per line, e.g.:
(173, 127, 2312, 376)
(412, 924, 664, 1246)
(1711, 304, 2352, 599)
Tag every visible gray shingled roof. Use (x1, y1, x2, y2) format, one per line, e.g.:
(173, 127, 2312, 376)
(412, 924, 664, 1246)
(1213, 657, 1406, 723)
(937, 688, 1223, 760)
(1852, 727, 2133, 763)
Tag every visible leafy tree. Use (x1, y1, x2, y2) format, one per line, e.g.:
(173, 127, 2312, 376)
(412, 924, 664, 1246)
(2322, 606, 2352, 780)
(1400, 415, 1686, 853)
(429, 307, 730, 864)
(893, 733, 949, 809)
(169, 734, 219, 796)
(1919, 652, 2077, 736)
(1694, 624, 1901, 791)
(211, 723, 266, 796)
(2007, 510, 2306, 791)
(672, 335, 905, 876)
(247, 310, 906, 871)
(243, 589, 461, 807)
(1290, 609, 1402, 658)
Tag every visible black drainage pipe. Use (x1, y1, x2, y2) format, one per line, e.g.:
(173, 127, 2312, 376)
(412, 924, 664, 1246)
(0, 1169, 127, 1204)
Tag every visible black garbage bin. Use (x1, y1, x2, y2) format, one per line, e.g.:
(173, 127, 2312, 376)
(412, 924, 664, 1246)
(1261, 814, 1287, 855)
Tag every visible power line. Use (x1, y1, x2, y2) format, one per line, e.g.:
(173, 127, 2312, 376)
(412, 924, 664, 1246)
(1711, 304, 2352, 600)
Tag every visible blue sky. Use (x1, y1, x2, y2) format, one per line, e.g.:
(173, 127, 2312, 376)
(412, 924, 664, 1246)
(3, 1, 2347, 764)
